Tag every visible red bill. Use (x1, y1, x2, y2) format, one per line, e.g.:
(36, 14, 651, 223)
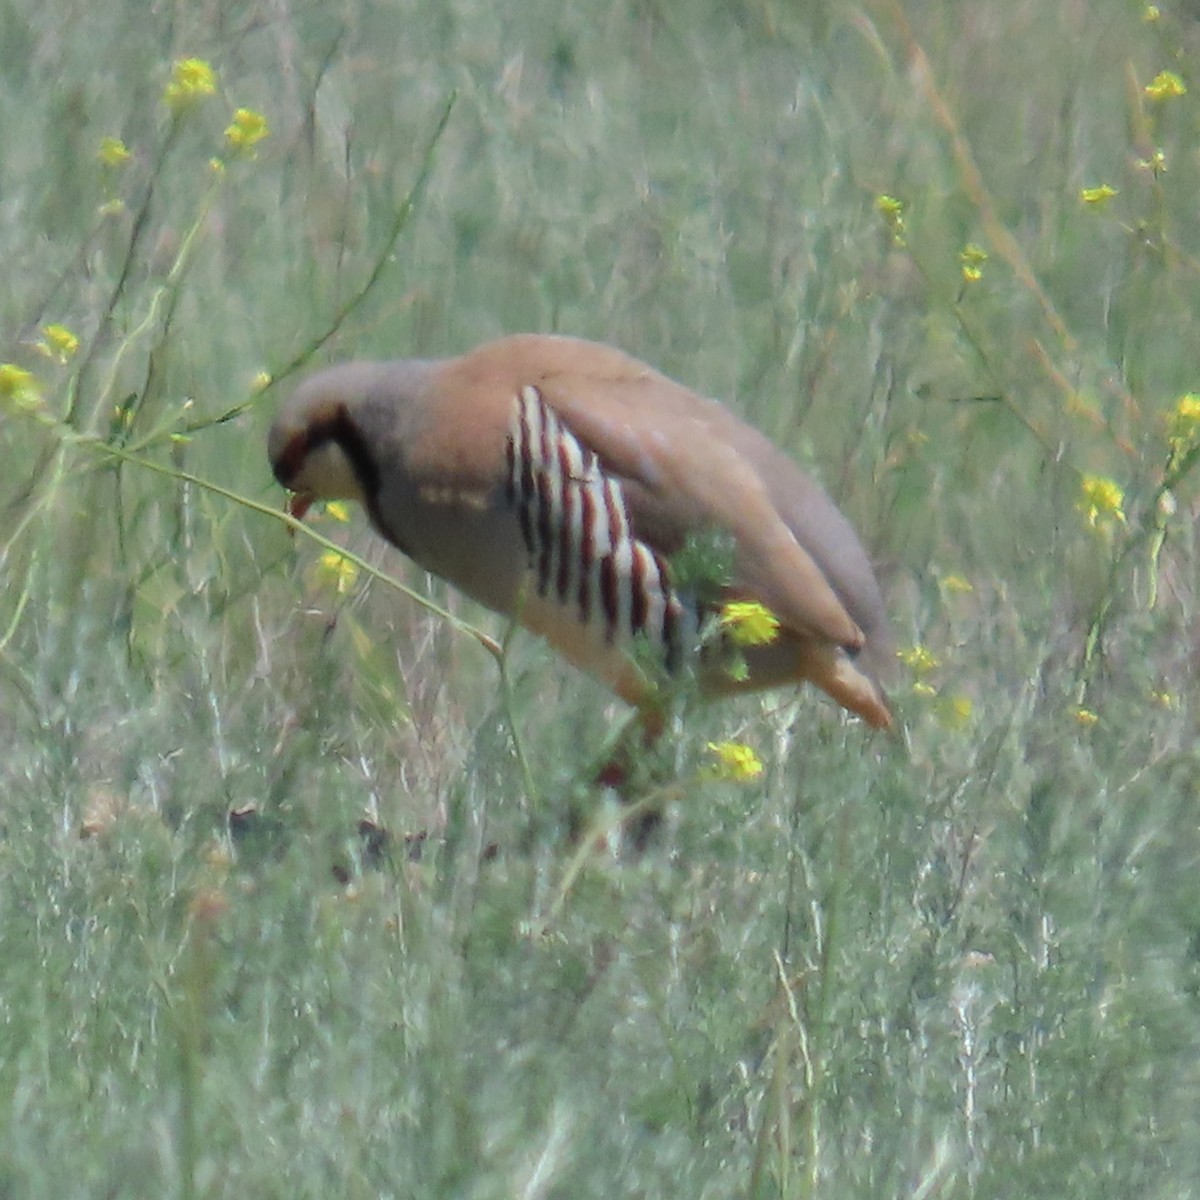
(287, 493, 314, 522)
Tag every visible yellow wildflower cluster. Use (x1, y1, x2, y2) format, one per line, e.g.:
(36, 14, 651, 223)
(1145, 70, 1186, 101)
(959, 243, 987, 283)
(98, 137, 131, 167)
(0, 364, 41, 412)
(898, 644, 939, 675)
(1073, 707, 1100, 727)
(897, 643, 972, 725)
(164, 58, 218, 110)
(37, 324, 80, 363)
(155, 59, 271, 168)
(225, 108, 270, 155)
(719, 600, 780, 646)
(1080, 184, 1117, 207)
(705, 741, 764, 783)
(1078, 475, 1126, 530)
(316, 550, 359, 595)
(1168, 393, 1200, 450)
(875, 194, 906, 247)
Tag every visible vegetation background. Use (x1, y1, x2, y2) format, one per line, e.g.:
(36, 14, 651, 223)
(2, 0, 1198, 1195)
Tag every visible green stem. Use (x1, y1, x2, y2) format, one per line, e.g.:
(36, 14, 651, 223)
(498, 618, 540, 814)
(1079, 438, 1200, 690)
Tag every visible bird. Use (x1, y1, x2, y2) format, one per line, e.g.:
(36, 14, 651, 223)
(268, 333, 892, 733)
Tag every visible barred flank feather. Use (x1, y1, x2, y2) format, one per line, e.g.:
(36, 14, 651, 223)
(506, 386, 690, 666)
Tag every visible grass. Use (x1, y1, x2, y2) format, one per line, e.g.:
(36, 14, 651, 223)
(2, 0, 1200, 1196)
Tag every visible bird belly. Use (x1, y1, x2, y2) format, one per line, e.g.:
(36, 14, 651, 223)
(517, 588, 657, 707)
(406, 501, 673, 708)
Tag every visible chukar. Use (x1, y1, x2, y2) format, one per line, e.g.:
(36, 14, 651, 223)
(268, 334, 892, 729)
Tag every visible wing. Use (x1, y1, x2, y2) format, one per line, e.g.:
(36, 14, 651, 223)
(398, 334, 874, 650)
(503, 336, 867, 650)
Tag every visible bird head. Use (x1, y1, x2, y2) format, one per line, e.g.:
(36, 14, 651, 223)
(268, 362, 425, 519)
(268, 401, 365, 521)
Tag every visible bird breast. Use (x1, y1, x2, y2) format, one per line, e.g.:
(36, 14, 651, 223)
(372, 384, 696, 679)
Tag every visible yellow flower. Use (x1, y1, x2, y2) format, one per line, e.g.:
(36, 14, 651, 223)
(959, 243, 988, 283)
(1168, 393, 1200, 448)
(875, 194, 906, 246)
(224, 108, 269, 154)
(164, 58, 217, 110)
(898, 644, 939, 674)
(316, 550, 359, 595)
(1078, 475, 1126, 529)
(251, 371, 272, 393)
(1173, 393, 1200, 423)
(1073, 707, 1099, 727)
(912, 681, 937, 698)
(1080, 185, 1117, 207)
(324, 501, 352, 523)
(97, 136, 131, 167)
(706, 741, 764, 782)
(1151, 689, 1176, 709)
(0, 363, 41, 412)
(37, 324, 80, 363)
(940, 574, 974, 595)
(1145, 70, 1186, 101)
(1143, 3, 1160, 17)
(719, 600, 780, 646)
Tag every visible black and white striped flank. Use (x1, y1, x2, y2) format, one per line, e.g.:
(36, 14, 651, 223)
(505, 385, 693, 667)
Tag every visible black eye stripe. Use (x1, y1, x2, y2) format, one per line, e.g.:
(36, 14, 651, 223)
(325, 409, 381, 496)
(273, 430, 311, 487)
(280, 407, 381, 498)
